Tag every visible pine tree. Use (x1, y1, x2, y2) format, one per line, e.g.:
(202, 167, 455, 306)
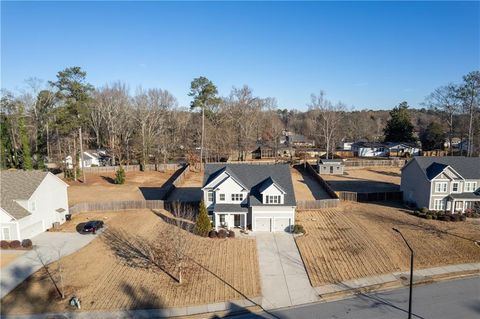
(18, 106, 33, 170)
(195, 200, 212, 236)
(384, 101, 416, 143)
(115, 166, 126, 184)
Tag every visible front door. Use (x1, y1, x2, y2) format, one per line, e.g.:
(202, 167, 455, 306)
(330, 166, 334, 174)
(234, 214, 241, 227)
(455, 201, 463, 212)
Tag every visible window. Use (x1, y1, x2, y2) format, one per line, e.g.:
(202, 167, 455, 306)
(465, 182, 477, 192)
(219, 194, 225, 201)
(434, 199, 445, 210)
(435, 182, 448, 193)
(266, 195, 281, 204)
(231, 194, 243, 201)
(207, 191, 214, 202)
(452, 182, 459, 193)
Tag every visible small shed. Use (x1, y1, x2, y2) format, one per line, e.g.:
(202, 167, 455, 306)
(317, 159, 345, 175)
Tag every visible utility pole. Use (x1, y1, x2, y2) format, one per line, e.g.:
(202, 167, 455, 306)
(200, 105, 204, 171)
(79, 127, 86, 183)
(393, 228, 414, 319)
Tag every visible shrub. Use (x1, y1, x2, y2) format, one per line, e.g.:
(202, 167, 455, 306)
(452, 214, 462, 222)
(293, 224, 305, 234)
(9, 240, 21, 249)
(218, 229, 228, 239)
(426, 214, 433, 220)
(21, 239, 33, 248)
(195, 200, 212, 236)
(0, 240, 9, 249)
(228, 230, 236, 238)
(460, 215, 467, 222)
(420, 207, 429, 214)
(438, 215, 450, 222)
(208, 230, 218, 238)
(114, 166, 126, 184)
(431, 214, 438, 220)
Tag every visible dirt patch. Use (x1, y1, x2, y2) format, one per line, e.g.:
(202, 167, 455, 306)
(66, 171, 173, 206)
(295, 202, 480, 287)
(0, 251, 25, 268)
(322, 167, 401, 193)
(291, 167, 331, 200)
(1, 210, 260, 314)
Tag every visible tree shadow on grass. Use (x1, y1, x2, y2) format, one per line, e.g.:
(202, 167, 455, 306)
(100, 176, 116, 184)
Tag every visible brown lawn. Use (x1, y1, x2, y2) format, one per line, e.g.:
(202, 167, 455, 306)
(290, 167, 331, 200)
(66, 171, 173, 206)
(1, 210, 261, 315)
(322, 167, 401, 193)
(0, 251, 25, 268)
(295, 202, 480, 287)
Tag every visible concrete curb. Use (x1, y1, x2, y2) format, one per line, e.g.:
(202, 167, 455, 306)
(0, 297, 263, 319)
(315, 263, 480, 302)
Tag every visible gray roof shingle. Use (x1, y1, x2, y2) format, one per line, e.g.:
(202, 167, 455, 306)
(203, 164, 296, 207)
(0, 170, 49, 220)
(411, 157, 480, 180)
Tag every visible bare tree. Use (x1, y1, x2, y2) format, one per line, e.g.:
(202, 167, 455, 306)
(308, 91, 346, 159)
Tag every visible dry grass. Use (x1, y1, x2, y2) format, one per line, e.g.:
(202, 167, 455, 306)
(1, 210, 261, 315)
(180, 170, 204, 187)
(0, 251, 25, 268)
(322, 167, 401, 192)
(66, 171, 173, 206)
(290, 167, 331, 200)
(296, 202, 480, 287)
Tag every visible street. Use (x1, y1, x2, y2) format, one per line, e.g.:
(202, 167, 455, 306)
(228, 277, 480, 319)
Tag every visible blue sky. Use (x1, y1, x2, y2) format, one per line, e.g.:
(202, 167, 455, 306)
(1, 1, 479, 110)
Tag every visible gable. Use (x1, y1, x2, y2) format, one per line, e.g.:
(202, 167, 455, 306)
(213, 175, 247, 192)
(260, 183, 284, 196)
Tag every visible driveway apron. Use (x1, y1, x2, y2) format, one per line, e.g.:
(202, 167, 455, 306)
(255, 232, 318, 310)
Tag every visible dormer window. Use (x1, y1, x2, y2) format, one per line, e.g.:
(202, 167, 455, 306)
(265, 195, 281, 204)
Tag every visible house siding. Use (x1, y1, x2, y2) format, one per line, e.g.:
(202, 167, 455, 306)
(400, 159, 431, 208)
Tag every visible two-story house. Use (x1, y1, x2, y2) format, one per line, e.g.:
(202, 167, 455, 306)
(202, 164, 296, 232)
(400, 157, 480, 213)
(1, 170, 69, 240)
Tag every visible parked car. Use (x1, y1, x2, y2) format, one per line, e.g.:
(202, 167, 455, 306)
(81, 220, 104, 233)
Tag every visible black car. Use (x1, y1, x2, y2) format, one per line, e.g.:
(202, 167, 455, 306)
(82, 220, 104, 233)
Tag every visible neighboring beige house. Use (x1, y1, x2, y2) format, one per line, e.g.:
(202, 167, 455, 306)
(317, 159, 345, 175)
(202, 164, 296, 232)
(0, 170, 69, 240)
(400, 157, 480, 213)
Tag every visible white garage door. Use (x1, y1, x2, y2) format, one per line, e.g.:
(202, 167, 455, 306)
(274, 218, 291, 232)
(20, 221, 44, 239)
(255, 218, 271, 232)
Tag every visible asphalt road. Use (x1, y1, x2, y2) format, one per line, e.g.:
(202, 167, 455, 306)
(227, 277, 480, 319)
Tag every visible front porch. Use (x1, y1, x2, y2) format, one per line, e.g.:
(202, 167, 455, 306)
(214, 212, 248, 231)
(447, 193, 480, 213)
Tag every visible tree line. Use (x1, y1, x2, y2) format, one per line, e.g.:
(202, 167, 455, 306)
(1, 67, 479, 176)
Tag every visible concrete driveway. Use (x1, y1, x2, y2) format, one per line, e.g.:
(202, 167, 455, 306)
(0, 232, 96, 299)
(255, 232, 318, 310)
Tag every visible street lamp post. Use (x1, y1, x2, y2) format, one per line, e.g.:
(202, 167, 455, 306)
(393, 227, 414, 319)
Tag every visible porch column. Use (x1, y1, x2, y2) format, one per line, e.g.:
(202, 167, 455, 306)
(214, 213, 217, 231)
(451, 200, 455, 213)
(462, 201, 465, 213)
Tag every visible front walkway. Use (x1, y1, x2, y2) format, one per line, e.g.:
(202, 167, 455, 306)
(0, 232, 96, 299)
(255, 232, 318, 309)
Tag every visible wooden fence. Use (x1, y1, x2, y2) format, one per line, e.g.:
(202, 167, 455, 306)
(82, 163, 180, 173)
(69, 200, 165, 214)
(297, 199, 340, 210)
(304, 162, 339, 199)
(337, 191, 403, 202)
(344, 159, 406, 169)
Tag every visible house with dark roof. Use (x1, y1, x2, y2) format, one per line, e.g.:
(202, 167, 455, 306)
(400, 157, 480, 213)
(0, 170, 69, 240)
(202, 164, 296, 232)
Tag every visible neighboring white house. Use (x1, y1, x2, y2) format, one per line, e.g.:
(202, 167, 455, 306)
(202, 164, 296, 232)
(385, 142, 421, 157)
(400, 157, 480, 213)
(0, 170, 69, 240)
(64, 151, 101, 169)
(351, 142, 388, 157)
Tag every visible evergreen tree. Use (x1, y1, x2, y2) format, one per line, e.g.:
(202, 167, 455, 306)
(18, 106, 33, 170)
(420, 122, 445, 151)
(114, 166, 126, 184)
(384, 101, 416, 143)
(195, 200, 212, 236)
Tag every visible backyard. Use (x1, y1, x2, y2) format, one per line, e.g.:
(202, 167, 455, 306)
(295, 202, 480, 287)
(0, 209, 261, 315)
(321, 167, 401, 193)
(290, 166, 331, 200)
(66, 170, 174, 206)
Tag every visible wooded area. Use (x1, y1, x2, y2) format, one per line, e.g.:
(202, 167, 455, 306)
(1, 67, 479, 177)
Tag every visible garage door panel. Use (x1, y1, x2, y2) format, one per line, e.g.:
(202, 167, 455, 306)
(274, 218, 291, 232)
(20, 221, 44, 239)
(255, 218, 271, 231)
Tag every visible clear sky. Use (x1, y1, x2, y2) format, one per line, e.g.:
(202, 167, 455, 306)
(1, 1, 479, 110)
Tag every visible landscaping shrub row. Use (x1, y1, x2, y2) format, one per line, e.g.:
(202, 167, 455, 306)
(409, 207, 480, 222)
(0, 239, 33, 250)
(208, 229, 236, 238)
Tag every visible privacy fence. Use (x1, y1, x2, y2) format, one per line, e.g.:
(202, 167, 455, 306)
(69, 200, 165, 214)
(82, 163, 180, 173)
(337, 191, 403, 202)
(344, 159, 406, 169)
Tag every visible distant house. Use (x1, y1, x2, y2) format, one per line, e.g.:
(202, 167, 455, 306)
(400, 157, 480, 213)
(0, 171, 69, 240)
(65, 151, 101, 169)
(286, 134, 315, 147)
(317, 159, 345, 175)
(202, 164, 296, 232)
(351, 142, 388, 157)
(385, 142, 421, 157)
(251, 144, 292, 159)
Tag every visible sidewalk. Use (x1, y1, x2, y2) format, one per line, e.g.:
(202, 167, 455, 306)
(315, 262, 480, 300)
